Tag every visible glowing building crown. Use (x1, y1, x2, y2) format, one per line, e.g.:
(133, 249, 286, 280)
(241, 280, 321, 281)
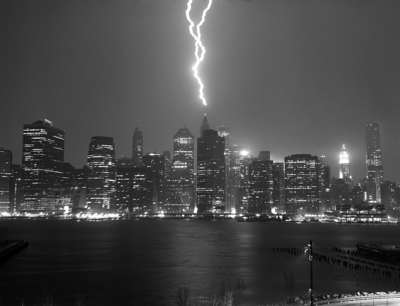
(339, 144, 349, 164)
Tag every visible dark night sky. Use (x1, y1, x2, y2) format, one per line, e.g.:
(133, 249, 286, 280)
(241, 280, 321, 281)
(1, 0, 399, 183)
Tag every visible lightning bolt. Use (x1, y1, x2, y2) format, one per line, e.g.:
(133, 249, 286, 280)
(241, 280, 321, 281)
(186, 0, 213, 106)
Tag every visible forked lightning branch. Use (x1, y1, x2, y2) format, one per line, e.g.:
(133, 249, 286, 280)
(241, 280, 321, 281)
(185, 0, 213, 106)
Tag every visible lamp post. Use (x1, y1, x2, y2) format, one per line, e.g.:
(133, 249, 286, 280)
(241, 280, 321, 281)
(305, 240, 314, 306)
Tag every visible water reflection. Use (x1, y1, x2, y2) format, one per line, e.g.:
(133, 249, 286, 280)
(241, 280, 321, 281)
(1, 220, 399, 305)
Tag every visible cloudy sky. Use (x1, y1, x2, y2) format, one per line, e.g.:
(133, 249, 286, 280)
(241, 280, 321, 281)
(1, 0, 399, 183)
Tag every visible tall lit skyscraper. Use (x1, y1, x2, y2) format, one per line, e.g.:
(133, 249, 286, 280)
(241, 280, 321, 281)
(10, 164, 22, 212)
(229, 145, 250, 213)
(217, 126, 231, 211)
(197, 129, 225, 212)
(285, 154, 320, 214)
(0, 148, 12, 212)
(143, 152, 165, 212)
(173, 128, 194, 171)
(272, 162, 285, 213)
(200, 113, 210, 137)
(86, 136, 116, 211)
(132, 127, 143, 167)
(339, 144, 352, 186)
(164, 128, 195, 212)
(248, 157, 273, 214)
(21, 120, 65, 211)
(365, 123, 384, 203)
(116, 166, 154, 213)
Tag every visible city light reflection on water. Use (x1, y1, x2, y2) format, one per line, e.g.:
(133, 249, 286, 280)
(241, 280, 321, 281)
(1, 219, 399, 305)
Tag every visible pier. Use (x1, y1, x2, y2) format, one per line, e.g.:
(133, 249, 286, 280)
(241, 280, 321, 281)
(0, 228, 28, 264)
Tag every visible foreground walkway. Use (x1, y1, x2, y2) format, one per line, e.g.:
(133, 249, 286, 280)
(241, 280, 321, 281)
(316, 296, 400, 305)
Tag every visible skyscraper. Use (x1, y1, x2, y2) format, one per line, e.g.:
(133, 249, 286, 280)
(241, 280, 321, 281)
(200, 113, 210, 137)
(21, 120, 65, 211)
(62, 163, 87, 210)
(164, 128, 195, 212)
(0, 148, 12, 212)
(272, 162, 285, 213)
(143, 152, 165, 212)
(248, 158, 273, 214)
(197, 129, 225, 212)
(217, 126, 231, 211)
(339, 144, 352, 186)
(173, 128, 194, 171)
(229, 145, 250, 213)
(285, 154, 320, 214)
(116, 166, 154, 213)
(381, 181, 397, 211)
(365, 123, 384, 203)
(132, 127, 143, 167)
(86, 136, 116, 211)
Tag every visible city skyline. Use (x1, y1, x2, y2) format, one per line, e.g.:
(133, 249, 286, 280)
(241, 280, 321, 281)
(1, 1, 400, 184)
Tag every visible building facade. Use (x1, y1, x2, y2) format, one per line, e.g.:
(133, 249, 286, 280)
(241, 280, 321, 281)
(116, 166, 154, 213)
(132, 127, 143, 167)
(164, 128, 195, 212)
(143, 153, 165, 212)
(339, 144, 353, 187)
(86, 136, 116, 211)
(380, 181, 397, 211)
(284, 154, 320, 214)
(365, 123, 384, 203)
(229, 145, 250, 213)
(21, 120, 65, 212)
(273, 162, 285, 213)
(247, 158, 273, 214)
(217, 126, 231, 212)
(0, 148, 12, 212)
(197, 129, 225, 212)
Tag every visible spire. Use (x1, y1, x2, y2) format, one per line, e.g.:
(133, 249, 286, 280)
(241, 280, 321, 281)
(200, 113, 210, 137)
(339, 144, 349, 164)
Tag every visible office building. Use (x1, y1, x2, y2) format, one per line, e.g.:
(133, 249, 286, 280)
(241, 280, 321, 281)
(173, 128, 194, 172)
(381, 181, 397, 211)
(285, 154, 320, 214)
(10, 164, 23, 212)
(351, 183, 367, 205)
(229, 145, 251, 213)
(339, 145, 353, 187)
(132, 127, 143, 167)
(365, 123, 384, 203)
(273, 162, 285, 213)
(21, 120, 65, 211)
(217, 126, 231, 211)
(0, 148, 12, 212)
(62, 163, 87, 210)
(197, 129, 225, 212)
(164, 128, 195, 212)
(116, 166, 154, 213)
(248, 157, 273, 214)
(143, 152, 165, 211)
(86, 136, 116, 211)
(116, 156, 133, 167)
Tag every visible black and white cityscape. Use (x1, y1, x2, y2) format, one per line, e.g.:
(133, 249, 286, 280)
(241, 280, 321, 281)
(0, 118, 397, 220)
(1, 1, 400, 305)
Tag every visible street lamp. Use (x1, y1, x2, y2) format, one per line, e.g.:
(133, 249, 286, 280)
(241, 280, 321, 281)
(305, 240, 314, 306)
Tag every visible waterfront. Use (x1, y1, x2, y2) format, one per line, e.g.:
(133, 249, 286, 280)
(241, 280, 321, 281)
(1, 219, 399, 305)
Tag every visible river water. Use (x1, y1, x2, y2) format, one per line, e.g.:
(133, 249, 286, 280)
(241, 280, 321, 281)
(1, 219, 399, 305)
